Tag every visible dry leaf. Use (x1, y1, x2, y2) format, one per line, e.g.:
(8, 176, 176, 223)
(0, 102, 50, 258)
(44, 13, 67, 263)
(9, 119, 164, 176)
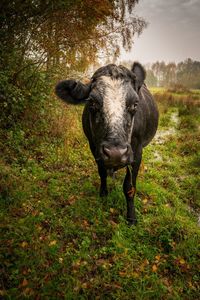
(82, 219, 89, 227)
(179, 258, 186, 265)
(23, 287, 33, 295)
(155, 255, 161, 260)
(119, 271, 127, 277)
(21, 241, 28, 248)
(68, 196, 77, 205)
(110, 220, 117, 227)
(142, 198, 148, 204)
(152, 264, 158, 272)
(49, 240, 57, 246)
(21, 278, 28, 287)
(82, 282, 90, 289)
(132, 271, 139, 278)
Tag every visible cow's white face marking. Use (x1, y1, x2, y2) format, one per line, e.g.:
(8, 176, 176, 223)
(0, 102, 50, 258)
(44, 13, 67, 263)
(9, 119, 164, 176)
(101, 76, 126, 136)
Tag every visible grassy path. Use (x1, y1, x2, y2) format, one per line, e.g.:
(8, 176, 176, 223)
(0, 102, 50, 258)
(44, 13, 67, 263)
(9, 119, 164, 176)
(0, 97, 200, 299)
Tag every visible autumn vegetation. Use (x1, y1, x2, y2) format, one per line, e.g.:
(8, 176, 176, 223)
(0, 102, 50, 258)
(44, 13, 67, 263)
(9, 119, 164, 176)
(0, 1, 200, 299)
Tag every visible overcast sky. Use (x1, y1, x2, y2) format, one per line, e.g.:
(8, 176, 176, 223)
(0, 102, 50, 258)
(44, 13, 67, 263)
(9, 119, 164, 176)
(120, 0, 200, 64)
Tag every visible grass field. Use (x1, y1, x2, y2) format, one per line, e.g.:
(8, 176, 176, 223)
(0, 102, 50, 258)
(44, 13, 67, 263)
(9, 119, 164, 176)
(0, 89, 200, 299)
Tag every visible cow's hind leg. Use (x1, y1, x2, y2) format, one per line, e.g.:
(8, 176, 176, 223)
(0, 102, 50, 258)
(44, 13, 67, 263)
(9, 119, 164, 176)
(97, 162, 108, 197)
(123, 147, 142, 225)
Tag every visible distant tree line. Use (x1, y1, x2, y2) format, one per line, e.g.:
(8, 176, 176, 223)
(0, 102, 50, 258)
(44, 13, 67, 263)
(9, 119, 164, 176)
(145, 58, 200, 89)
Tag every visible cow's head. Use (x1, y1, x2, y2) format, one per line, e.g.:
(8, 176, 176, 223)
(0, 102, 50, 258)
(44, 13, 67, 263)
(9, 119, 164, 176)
(55, 63, 146, 169)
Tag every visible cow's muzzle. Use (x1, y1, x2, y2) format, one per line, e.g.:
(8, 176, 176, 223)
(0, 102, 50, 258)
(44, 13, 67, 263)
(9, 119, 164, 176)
(100, 143, 133, 167)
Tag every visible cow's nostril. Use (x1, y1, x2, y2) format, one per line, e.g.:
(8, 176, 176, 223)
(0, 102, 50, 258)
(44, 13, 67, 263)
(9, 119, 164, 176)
(118, 146, 128, 156)
(103, 146, 111, 158)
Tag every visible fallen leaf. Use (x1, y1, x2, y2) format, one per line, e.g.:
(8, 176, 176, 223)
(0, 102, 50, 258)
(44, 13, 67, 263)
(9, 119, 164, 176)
(96, 259, 107, 266)
(155, 255, 161, 261)
(36, 224, 42, 231)
(132, 271, 139, 278)
(81, 282, 90, 289)
(32, 210, 39, 216)
(21, 241, 28, 248)
(140, 259, 149, 271)
(152, 265, 158, 272)
(49, 240, 57, 246)
(92, 232, 97, 239)
(82, 219, 89, 227)
(23, 287, 33, 295)
(119, 271, 126, 277)
(110, 220, 117, 227)
(142, 198, 148, 204)
(68, 196, 77, 205)
(179, 258, 186, 265)
(21, 278, 28, 287)
(143, 259, 149, 266)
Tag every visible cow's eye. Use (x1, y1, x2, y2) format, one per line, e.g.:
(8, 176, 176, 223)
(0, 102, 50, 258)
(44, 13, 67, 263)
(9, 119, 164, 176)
(128, 103, 137, 114)
(89, 100, 100, 112)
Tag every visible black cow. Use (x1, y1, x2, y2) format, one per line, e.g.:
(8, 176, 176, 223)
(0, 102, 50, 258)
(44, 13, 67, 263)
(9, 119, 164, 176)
(55, 63, 159, 225)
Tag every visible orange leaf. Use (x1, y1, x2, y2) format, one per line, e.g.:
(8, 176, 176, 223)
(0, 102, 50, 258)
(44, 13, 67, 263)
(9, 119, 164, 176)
(49, 240, 57, 246)
(152, 265, 158, 272)
(21, 241, 28, 248)
(68, 196, 77, 205)
(127, 187, 135, 197)
(179, 258, 186, 265)
(82, 220, 89, 227)
(21, 279, 28, 287)
(155, 255, 161, 261)
(119, 271, 126, 277)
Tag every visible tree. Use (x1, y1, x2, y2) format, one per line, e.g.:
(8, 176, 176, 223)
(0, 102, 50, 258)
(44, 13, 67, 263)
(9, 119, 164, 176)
(0, 0, 147, 82)
(177, 59, 200, 89)
(146, 69, 157, 87)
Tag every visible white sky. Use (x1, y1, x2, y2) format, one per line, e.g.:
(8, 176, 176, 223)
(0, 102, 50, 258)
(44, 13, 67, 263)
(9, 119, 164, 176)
(119, 0, 200, 64)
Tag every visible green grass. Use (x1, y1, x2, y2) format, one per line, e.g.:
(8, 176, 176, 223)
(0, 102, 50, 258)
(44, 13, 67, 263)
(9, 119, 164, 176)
(0, 92, 200, 299)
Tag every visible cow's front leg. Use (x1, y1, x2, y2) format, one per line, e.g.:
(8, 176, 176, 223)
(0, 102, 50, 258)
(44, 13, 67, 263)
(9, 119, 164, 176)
(97, 162, 108, 197)
(123, 147, 142, 225)
(123, 166, 137, 225)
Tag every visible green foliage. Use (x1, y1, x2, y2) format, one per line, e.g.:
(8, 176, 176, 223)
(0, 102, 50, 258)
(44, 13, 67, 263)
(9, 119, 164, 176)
(0, 71, 25, 127)
(0, 67, 50, 128)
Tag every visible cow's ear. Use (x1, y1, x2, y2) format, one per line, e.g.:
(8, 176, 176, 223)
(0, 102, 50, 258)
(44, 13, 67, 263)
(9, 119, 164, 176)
(55, 80, 91, 104)
(131, 62, 146, 92)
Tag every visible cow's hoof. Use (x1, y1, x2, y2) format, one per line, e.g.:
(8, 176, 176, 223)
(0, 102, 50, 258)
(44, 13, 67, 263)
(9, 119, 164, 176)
(127, 218, 137, 226)
(100, 189, 108, 197)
